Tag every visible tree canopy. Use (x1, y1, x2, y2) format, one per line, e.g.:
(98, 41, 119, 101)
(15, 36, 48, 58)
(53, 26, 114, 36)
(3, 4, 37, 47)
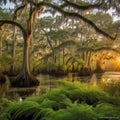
(0, 0, 119, 40)
(0, 0, 120, 86)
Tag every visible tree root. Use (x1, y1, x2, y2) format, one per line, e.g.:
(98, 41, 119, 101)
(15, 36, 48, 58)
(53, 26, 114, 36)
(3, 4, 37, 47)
(79, 67, 92, 76)
(0, 74, 7, 84)
(11, 72, 39, 87)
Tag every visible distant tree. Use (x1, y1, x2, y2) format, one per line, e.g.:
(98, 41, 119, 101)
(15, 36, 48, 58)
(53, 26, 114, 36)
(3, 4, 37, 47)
(0, 0, 119, 86)
(0, 1, 44, 87)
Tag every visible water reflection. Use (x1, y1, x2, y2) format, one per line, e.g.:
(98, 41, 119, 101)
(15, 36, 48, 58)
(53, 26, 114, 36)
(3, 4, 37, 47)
(90, 74, 97, 86)
(102, 72, 120, 83)
(1, 72, 119, 100)
(0, 74, 59, 100)
(101, 72, 120, 95)
(65, 73, 91, 82)
(0, 79, 10, 98)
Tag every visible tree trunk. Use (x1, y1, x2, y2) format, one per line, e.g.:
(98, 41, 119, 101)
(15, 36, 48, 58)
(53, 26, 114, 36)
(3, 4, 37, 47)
(10, 26, 17, 75)
(12, 35, 39, 87)
(23, 37, 30, 76)
(62, 48, 65, 65)
(58, 39, 61, 66)
(0, 4, 41, 87)
(0, 36, 2, 56)
(0, 35, 6, 83)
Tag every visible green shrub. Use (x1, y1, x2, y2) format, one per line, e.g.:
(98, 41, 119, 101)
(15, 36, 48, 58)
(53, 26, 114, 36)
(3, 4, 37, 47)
(40, 62, 58, 73)
(55, 81, 115, 106)
(2, 81, 120, 120)
(0, 54, 14, 72)
(38, 62, 68, 74)
(95, 103, 120, 118)
(47, 103, 98, 120)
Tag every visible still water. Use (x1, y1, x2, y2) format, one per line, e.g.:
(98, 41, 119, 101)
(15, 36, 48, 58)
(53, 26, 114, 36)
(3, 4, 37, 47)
(0, 72, 120, 101)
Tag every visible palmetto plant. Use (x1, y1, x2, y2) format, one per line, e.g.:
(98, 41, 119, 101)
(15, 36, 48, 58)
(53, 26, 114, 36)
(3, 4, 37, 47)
(2, 81, 120, 120)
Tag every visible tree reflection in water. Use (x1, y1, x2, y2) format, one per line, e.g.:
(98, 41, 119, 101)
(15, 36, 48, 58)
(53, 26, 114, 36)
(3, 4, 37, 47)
(1, 73, 119, 100)
(0, 78, 9, 98)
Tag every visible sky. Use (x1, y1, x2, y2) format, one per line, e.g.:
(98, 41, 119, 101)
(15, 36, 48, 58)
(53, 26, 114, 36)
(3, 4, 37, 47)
(2, 1, 120, 22)
(107, 8, 120, 21)
(2, 1, 15, 9)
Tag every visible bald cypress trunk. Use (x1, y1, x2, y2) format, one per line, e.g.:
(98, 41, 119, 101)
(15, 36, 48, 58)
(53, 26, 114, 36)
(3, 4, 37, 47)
(23, 36, 30, 76)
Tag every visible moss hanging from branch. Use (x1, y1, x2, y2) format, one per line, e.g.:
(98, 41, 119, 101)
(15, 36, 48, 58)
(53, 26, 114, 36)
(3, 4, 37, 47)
(29, 1, 117, 40)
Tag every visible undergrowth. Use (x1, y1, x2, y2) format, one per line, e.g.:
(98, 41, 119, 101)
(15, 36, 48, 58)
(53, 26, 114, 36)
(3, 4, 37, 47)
(1, 80, 120, 120)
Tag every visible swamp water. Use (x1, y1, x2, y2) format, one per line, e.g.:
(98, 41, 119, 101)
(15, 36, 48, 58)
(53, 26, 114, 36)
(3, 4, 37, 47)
(0, 72, 120, 101)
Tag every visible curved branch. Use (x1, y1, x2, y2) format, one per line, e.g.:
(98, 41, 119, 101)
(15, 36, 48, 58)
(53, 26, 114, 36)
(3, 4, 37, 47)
(42, 29, 54, 52)
(28, 0, 37, 6)
(13, 4, 27, 20)
(63, 11, 117, 40)
(63, 0, 102, 10)
(22, 1, 117, 40)
(0, 20, 27, 39)
(77, 46, 119, 54)
(41, 2, 116, 40)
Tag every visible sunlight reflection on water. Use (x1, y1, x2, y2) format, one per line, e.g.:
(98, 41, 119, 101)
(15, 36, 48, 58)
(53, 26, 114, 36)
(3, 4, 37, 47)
(0, 72, 120, 100)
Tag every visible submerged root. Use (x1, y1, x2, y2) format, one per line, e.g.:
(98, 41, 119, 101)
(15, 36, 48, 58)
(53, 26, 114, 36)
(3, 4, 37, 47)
(11, 72, 39, 87)
(0, 75, 6, 84)
(79, 67, 92, 76)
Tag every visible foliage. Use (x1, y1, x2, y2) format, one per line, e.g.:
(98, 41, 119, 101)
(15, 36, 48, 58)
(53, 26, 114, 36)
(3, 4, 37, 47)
(0, 54, 22, 73)
(95, 103, 120, 118)
(38, 62, 58, 73)
(0, 54, 14, 65)
(2, 81, 120, 120)
(0, 54, 14, 71)
(38, 62, 67, 74)
(47, 103, 97, 120)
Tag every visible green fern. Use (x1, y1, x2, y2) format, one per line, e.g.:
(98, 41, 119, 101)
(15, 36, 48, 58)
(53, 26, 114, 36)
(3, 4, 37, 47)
(2, 81, 120, 120)
(47, 103, 98, 120)
(95, 103, 120, 117)
(13, 101, 40, 119)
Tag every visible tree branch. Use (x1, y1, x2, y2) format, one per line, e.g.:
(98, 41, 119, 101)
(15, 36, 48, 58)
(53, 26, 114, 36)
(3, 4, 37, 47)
(10, 0, 117, 40)
(13, 3, 27, 20)
(62, 0, 103, 10)
(0, 20, 27, 39)
(38, 2, 116, 40)
(42, 29, 54, 52)
(64, 11, 117, 40)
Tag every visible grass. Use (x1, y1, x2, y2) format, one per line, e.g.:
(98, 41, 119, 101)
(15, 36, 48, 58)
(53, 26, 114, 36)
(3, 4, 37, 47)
(1, 80, 120, 120)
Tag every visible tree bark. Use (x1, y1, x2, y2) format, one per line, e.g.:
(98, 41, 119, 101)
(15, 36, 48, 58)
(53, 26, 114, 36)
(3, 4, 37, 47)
(10, 26, 17, 75)
(0, 36, 2, 56)
(0, 20, 39, 87)
(23, 36, 31, 76)
(11, 34, 39, 87)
